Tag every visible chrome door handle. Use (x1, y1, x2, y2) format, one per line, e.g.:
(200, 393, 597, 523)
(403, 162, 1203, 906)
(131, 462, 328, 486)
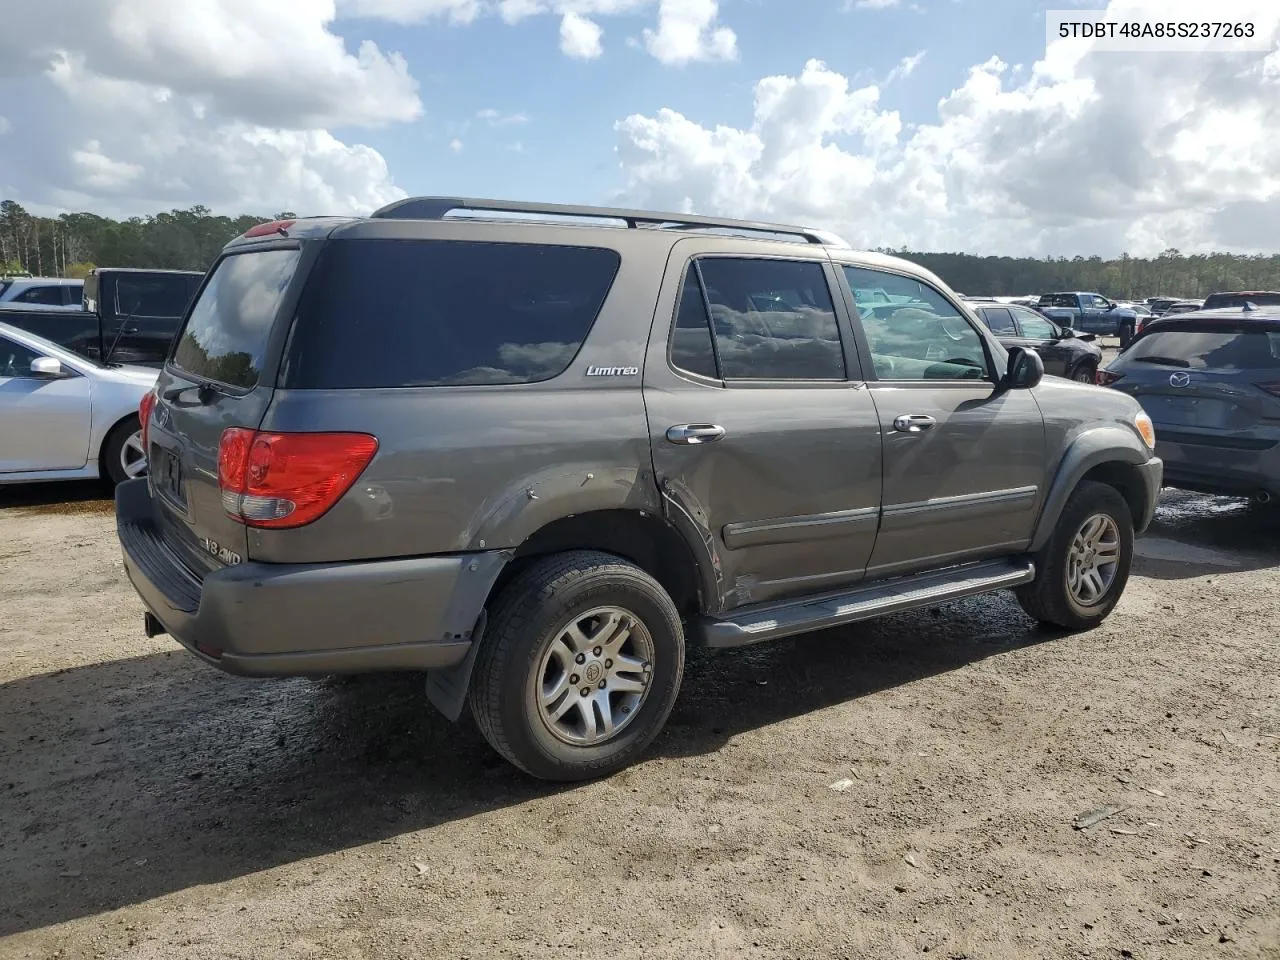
(893, 414, 937, 433)
(666, 423, 727, 444)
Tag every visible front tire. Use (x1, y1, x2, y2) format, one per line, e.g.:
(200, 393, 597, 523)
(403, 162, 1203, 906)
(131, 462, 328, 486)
(468, 551, 685, 781)
(1015, 481, 1134, 631)
(1069, 361, 1096, 384)
(103, 415, 147, 486)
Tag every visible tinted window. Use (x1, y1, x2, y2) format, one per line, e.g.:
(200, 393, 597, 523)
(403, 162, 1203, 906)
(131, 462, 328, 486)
(0, 337, 43, 377)
(1016, 314, 1059, 340)
(670, 267, 719, 380)
(14, 285, 65, 306)
(172, 249, 301, 390)
(1125, 328, 1280, 371)
(284, 240, 619, 389)
(690, 258, 844, 381)
(845, 265, 988, 381)
(116, 275, 200, 318)
(1040, 293, 1076, 308)
(979, 306, 1016, 334)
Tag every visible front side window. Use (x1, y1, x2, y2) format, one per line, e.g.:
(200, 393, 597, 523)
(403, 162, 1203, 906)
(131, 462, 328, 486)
(671, 257, 846, 381)
(1014, 312, 1059, 340)
(14, 285, 64, 306)
(0, 337, 42, 378)
(844, 265, 989, 381)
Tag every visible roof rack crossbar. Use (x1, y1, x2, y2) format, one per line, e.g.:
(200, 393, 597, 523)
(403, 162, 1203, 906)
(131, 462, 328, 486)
(368, 196, 847, 246)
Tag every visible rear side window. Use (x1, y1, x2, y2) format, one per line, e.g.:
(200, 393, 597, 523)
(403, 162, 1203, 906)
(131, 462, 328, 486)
(978, 306, 1016, 334)
(1126, 328, 1280, 370)
(13, 285, 65, 306)
(283, 240, 620, 389)
(116, 275, 200, 318)
(669, 257, 845, 381)
(171, 249, 301, 390)
(1040, 293, 1075, 308)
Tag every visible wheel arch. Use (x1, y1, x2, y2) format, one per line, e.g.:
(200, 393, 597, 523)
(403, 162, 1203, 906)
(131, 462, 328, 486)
(1030, 429, 1157, 552)
(97, 411, 142, 481)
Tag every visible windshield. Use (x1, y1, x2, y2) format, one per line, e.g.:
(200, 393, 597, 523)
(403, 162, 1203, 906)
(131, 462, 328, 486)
(170, 249, 301, 389)
(1126, 327, 1280, 371)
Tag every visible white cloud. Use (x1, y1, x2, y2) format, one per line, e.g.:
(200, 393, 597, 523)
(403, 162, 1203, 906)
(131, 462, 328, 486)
(616, 1, 1280, 256)
(643, 0, 736, 65)
(0, 116, 11, 135)
(477, 107, 531, 125)
(0, 0, 411, 216)
(886, 50, 925, 84)
(336, 0, 484, 24)
(449, 138, 465, 153)
(844, 0, 903, 9)
(560, 11, 605, 59)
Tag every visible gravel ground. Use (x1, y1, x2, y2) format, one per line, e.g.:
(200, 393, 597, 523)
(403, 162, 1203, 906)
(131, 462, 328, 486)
(1, 471, 1277, 960)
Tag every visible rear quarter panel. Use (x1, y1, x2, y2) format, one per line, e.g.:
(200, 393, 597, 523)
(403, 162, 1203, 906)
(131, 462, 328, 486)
(250, 221, 674, 564)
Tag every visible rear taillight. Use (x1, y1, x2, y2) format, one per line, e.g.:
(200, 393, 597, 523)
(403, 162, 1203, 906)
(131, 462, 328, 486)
(1259, 382, 1280, 398)
(1096, 369, 1124, 386)
(242, 218, 295, 239)
(217, 429, 378, 529)
(138, 388, 158, 453)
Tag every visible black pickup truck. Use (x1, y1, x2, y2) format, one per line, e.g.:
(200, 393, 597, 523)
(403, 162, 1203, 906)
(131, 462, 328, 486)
(0, 267, 203, 367)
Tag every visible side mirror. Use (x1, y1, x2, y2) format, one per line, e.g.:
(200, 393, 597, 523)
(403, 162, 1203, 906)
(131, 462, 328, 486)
(1003, 346, 1044, 390)
(1056, 327, 1074, 339)
(29, 356, 63, 378)
(1078, 332, 1097, 342)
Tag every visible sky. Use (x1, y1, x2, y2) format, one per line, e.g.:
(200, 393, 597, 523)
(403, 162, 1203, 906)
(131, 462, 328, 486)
(0, 0, 1278, 257)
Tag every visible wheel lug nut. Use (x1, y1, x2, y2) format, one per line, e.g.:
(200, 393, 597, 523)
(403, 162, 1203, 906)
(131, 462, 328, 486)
(575, 653, 586, 664)
(580, 687, 591, 697)
(593, 646, 602, 657)
(598, 679, 607, 689)
(570, 674, 579, 684)
(604, 659, 613, 668)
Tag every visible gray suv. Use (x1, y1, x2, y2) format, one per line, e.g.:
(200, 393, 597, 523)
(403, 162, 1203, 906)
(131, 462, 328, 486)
(116, 198, 1163, 781)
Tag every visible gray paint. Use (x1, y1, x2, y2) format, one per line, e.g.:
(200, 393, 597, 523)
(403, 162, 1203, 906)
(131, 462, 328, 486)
(118, 202, 1162, 707)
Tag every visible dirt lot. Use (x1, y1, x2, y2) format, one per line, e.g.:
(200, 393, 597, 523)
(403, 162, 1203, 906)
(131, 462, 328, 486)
(2, 473, 1278, 960)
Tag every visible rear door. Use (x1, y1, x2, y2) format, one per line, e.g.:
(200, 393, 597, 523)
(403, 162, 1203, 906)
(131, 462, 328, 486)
(146, 245, 306, 576)
(1009, 307, 1073, 376)
(644, 241, 883, 612)
(839, 263, 1046, 577)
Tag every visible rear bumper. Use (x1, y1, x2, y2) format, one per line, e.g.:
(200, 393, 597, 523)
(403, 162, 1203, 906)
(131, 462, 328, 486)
(1155, 435, 1280, 499)
(1135, 456, 1163, 534)
(114, 478, 509, 677)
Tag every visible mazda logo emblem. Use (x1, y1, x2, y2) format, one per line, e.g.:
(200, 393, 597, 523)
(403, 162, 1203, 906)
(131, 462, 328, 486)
(1169, 372, 1191, 388)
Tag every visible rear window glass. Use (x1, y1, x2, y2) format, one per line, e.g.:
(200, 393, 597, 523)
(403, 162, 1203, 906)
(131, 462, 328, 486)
(282, 239, 620, 389)
(116, 274, 201, 318)
(171, 249, 301, 389)
(1126, 328, 1280, 370)
(1202, 292, 1280, 310)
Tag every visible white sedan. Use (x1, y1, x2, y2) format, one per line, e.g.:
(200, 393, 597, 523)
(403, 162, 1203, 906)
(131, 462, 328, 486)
(0, 320, 156, 486)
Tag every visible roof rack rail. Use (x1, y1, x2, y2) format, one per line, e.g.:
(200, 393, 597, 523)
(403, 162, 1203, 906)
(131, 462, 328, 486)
(368, 196, 848, 247)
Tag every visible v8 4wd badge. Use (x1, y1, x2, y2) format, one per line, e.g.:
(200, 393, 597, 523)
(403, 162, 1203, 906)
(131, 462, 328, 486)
(200, 537, 242, 566)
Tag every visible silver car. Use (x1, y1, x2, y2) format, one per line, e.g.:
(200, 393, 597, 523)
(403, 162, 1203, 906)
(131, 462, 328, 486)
(0, 320, 155, 486)
(0, 277, 84, 312)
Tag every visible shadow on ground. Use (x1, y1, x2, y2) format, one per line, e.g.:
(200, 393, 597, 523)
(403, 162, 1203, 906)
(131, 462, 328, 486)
(0, 480, 112, 515)
(0, 592, 1045, 936)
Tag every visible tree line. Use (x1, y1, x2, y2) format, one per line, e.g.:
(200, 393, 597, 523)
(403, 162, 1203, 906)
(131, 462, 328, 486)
(3, 199, 1278, 298)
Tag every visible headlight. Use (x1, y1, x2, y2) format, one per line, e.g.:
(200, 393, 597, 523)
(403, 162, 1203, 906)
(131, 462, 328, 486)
(1135, 411, 1156, 449)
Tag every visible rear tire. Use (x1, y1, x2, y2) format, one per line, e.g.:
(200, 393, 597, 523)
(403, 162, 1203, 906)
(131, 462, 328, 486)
(468, 551, 685, 781)
(103, 415, 147, 486)
(1015, 481, 1134, 631)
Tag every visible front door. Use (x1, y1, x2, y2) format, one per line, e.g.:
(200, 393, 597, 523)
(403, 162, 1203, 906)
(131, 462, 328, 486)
(0, 335, 92, 472)
(644, 242, 883, 613)
(1009, 306, 1073, 376)
(837, 264, 1046, 578)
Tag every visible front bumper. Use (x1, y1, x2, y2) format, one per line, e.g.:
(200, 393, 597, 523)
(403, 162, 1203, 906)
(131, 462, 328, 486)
(115, 478, 508, 677)
(1135, 455, 1163, 534)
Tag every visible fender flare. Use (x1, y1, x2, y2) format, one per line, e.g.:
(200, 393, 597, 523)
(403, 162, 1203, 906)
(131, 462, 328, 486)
(1030, 427, 1151, 553)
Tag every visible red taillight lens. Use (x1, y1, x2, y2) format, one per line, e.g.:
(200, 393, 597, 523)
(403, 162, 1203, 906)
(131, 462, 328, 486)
(217, 429, 378, 529)
(138, 388, 158, 453)
(1096, 369, 1124, 386)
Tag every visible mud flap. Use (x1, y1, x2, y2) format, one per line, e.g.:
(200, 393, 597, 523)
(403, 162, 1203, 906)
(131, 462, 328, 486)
(425, 610, 487, 722)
